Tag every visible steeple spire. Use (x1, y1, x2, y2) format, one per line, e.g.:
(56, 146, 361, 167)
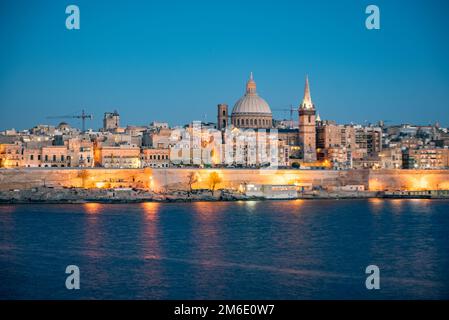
(300, 75, 314, 109)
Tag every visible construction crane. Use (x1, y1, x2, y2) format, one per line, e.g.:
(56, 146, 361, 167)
(47, 109, 93, 132)
(272, 105, 297, 128)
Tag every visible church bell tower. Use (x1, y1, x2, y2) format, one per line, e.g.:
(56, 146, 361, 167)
(298, 75, 317, 162)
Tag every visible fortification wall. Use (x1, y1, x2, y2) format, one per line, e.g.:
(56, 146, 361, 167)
(0, 168, 448, 192)
(368, 169, 449, 191)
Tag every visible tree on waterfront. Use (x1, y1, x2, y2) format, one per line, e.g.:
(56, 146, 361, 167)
(207, 172, 222, 196)
(187, 171, 198, 196)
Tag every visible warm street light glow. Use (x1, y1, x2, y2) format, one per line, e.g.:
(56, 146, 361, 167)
(95, 182, 106, 188)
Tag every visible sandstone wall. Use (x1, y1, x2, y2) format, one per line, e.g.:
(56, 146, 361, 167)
(368, 169, 449, 191)
(0, 168, 448, 192)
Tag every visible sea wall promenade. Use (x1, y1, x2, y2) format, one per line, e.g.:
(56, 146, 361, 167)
(1, 168, 448, 192)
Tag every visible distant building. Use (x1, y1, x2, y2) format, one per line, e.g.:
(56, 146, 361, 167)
(103, 111, 120, 131)
(402, 147, 449, 169)
(94, 145, 141, 168)
(149, 121, 169, 129)
(0, 142, 23, 168)
(217, 104, 229, 130)
(141, 148, 170, 168)
(379, 147, 402, 169)
(355, 126, 382, 156)
(41, 146, 69, 168)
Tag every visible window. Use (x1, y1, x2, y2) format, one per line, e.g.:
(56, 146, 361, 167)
(53, 155, 56, 161)
(30, 155, 34, 160)
(38, 155, 41, 161)
(222, 110, 226, 116)
(45, 155, 48, 161)
(61, 155, 64, 161)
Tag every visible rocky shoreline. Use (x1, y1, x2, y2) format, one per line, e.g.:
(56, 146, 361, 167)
(0, 187, 384, 204)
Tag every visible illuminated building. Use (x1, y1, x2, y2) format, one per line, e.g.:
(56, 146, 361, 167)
(298, 76, 317, 162)
(141, 148, 170, 168)
(230, 73, 273, 129)
(94, 145, 141, 168)
(0, 142, 23, 168)
(402, 147, 449, 169)
(41, 146, 69, 167)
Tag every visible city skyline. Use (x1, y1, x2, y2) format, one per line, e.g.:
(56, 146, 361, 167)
(1, 0, 449, 131)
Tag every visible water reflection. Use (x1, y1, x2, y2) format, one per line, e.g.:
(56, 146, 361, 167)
(141, 202, 160, 222)
(140, 202, 165, 296)
(389, 199, 405, 214)
(82, 203, 104, 258)
(83, 202, 102, 215)
(408, 199, 432, 213)
(368, 198, 385, 214)
(245, 201, 257, 212)
(191, 201, 226, 297)
(1, 200, 448, 299)
(0, 205, 17, 214)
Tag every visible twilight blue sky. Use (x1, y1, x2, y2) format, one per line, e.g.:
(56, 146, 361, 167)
(1, 0, 449, 131)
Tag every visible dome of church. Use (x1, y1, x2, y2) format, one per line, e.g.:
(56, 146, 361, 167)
(231, 73, 272, 115)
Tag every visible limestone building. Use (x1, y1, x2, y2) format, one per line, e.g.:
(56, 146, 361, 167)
(230, 73, 272, 129)
(298, 76, 317, 162)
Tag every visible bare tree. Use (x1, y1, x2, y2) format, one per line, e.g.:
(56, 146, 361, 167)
(207, 172, 222, 196)
(187, 171, 198, 196)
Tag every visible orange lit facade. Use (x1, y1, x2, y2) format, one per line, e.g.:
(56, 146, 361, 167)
(141, 148, 170, 168)
(95, 145, 141, 168)
(67, 138, 94, 167)
(0, 143, 23, 168)
(41, 146, 69, 167)
(403, 147, 449, 169)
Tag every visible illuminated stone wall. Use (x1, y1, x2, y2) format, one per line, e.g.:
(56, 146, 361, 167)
(368, 169, 449, 191)
(150, 168, 369, 192)
(0, 168, 448, 192)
